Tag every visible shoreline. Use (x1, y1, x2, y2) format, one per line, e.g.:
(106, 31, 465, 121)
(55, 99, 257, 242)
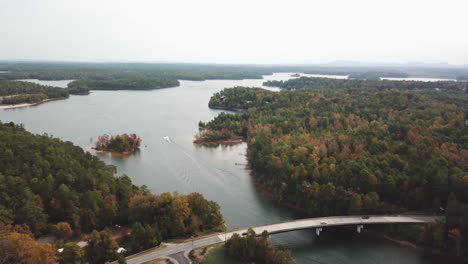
(358, 228, 467, 263)
(193, 138, 244, 146)
(91, 147, 138, 157)
(250, 175, 467, 261)
(0, 96, 68, 110)
(193, 137, 246, 146)
(208, 105, 246, 112)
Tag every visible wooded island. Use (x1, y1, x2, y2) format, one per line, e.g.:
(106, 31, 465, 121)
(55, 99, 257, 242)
(94, 134, 142, 154)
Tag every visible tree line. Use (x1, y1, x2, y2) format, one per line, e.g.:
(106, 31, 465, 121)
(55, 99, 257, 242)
(2, 62, 467, 81)
(68, 77, 179, 91)
(0, 121, 225, 263)
(201, 81, 468, 255)
(0, 80, 84, 105)
(0, 63, 271, 81)
(263, 76, 468, 93)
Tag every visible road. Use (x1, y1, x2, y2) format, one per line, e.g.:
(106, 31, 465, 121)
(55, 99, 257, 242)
(126, 215, 441, 264)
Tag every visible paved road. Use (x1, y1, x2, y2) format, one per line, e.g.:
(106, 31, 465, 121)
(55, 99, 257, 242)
(126, 215, 440, 264)
(127, 235, 222, 264)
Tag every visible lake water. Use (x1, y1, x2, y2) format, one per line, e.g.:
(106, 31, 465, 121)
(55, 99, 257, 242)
(303, 74, 349, 79)
(18, 79, 74, 88)
(0, 73, 448, 263)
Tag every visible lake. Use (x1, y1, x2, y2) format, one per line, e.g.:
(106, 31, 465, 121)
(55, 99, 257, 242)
(18, 79, 74, 88)
(0, 73, 447, 263)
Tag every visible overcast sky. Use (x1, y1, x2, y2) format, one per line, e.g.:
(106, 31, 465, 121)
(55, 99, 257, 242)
(1, 0, 468, 64)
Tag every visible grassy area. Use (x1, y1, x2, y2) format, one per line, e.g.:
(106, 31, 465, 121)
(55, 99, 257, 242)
(201, 247, 240, 264)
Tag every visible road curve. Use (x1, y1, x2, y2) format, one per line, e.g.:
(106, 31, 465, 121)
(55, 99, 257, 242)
(126, 215, 441, 264)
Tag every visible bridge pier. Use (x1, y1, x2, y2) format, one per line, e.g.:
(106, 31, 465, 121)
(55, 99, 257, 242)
(316, 227, 322, 236)
(357, 225, 364, 233)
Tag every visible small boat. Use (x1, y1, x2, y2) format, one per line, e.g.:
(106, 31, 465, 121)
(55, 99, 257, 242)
(163, 136, 171, 142)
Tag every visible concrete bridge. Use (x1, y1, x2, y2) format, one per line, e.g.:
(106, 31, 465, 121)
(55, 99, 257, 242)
(126, 215, 441, 264)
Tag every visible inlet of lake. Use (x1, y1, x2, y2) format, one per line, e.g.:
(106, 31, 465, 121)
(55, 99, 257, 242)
(0, 73, 449, 263)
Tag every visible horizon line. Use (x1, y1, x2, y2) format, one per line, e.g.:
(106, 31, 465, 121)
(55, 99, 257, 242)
(1, 59, 468, 68)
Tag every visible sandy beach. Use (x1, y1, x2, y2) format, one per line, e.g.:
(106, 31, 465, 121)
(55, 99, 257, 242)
(0, 103, 34, 109)
(0, 97, 67, 110)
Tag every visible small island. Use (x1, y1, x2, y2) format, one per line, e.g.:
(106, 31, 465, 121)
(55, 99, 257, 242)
(94, 133, 142, 154)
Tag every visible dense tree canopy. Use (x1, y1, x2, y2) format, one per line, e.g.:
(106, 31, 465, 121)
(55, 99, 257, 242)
(0, 122, 224, 246)
(0, 63, 271, 81)
(264, 76, 468, 93)
(83, 230, 119, 264)
(128, 192, 225, 239)
(0, 80, 84, 105)
(2, 62, 467, 81)
(0, 122, 142, 235)
(225, 229, 295, 264)
(69, 77, 179, 91)
(0, 224, 57, 264)
(201, 79, 468, 253)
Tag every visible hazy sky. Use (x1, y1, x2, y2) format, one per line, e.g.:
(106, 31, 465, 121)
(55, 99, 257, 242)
(2, 0, 468, 64)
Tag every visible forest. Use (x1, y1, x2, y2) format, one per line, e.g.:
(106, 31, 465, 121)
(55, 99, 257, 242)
(263, 76, 468, 93)
(68, 77, 179, 91)
(0, 122, 225, 264)
(225, 229, 295, 264)
(0, 63, 271, 81)
(0, 80, 84, 105)
(201, 79, 468, 255)
(2, 62, 468, 82)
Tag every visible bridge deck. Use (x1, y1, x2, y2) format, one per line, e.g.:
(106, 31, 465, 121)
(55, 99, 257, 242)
(228, 215, 440, 236)
(127, 215, 441, 264)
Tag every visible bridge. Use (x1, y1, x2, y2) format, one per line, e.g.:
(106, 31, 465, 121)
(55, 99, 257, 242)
(126, 215, 441, 264)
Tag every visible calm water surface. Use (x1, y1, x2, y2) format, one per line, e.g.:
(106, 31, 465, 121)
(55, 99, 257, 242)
(0, 73, 444, 263)
(18, 79, 74, 88)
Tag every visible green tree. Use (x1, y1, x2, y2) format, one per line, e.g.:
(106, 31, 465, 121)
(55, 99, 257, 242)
(53, 222, 73, 240)
(59, 243, 83, 264)
(129, 222, 160, 253)
(446, 192, 458, 229)
(349, 194, 362, 215)
(84, 230, 118, 264)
